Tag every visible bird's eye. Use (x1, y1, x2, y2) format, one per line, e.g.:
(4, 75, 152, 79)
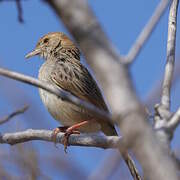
(43, 38, 49, 43)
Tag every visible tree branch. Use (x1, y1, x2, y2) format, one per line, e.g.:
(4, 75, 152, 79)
(161, 0, 179, 110)
(153, 0, 179, 145)
(0, 129, 122, 149)
(0, 105, 28, 125)
(124, 0, 171, 64)
(46, 0, 178, 179)
(15, 0, 24, 23)
(0, 67, 112, 124)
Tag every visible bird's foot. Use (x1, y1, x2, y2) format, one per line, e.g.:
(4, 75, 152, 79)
(52, 126, 80, 152)
(52, 126, 68, 147)
(62, 121, 89, 153)
(52, 121, 89, 153)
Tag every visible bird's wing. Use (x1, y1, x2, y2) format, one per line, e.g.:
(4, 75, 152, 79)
(50, 58, 109, 112)
(51, 57, 117, 136)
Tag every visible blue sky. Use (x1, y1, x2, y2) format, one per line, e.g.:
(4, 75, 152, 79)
(0, 0, 180, 179)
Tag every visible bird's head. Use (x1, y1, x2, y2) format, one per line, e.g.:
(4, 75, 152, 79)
(25, 32, 80, 60)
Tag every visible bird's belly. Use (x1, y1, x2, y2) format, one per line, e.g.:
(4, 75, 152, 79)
(39, 88, 101, 133)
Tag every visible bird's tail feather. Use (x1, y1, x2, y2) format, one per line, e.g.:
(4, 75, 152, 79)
(102, 124, 141, 180)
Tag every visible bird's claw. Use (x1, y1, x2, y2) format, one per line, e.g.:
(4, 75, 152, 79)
(51, 127, 80, 153)
(62, 130, 80, 153)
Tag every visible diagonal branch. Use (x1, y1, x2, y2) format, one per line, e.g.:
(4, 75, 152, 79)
(124, 0, 170, 64)
(0, 105, 29, 125)
(46, 0, 178, 179)
(0, 67, 112, 124)
(0, 129, 123, 149)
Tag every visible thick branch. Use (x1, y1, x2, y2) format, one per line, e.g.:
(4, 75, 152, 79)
(46, 0, 178, 179)
(0, 105, 28, 125)
(161, 0, 179, 110)
(0, 129, 122, 149)
(125, 0, 170, 64)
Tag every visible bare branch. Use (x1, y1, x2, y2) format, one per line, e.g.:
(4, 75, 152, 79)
(0, 105, 28, 125)
(0, 67, 112, 124)
(124, 0, 170, 64)
(15, 0, 24, 23)
(46, 0, 178, 179)
(0, 129, 123, 149)
(161, 0, 179, 110)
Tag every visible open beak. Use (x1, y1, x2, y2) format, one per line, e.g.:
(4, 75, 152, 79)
(25, 48, 41, 59)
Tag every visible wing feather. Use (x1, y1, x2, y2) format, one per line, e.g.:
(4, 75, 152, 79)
(50, 59, 109, 112)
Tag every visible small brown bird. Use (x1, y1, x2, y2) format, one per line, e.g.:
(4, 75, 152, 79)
(25, 32, 140, 179)
(25, 32, 117, 144)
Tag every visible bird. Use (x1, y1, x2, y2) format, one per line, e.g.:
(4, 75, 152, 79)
(25, 32, 140, 179)
(25, 32, 117, 145)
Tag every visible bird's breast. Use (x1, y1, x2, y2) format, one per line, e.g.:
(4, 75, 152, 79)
(38, 61, 101, 132)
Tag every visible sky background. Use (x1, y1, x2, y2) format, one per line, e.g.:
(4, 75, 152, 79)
(0, 0, 180, 179)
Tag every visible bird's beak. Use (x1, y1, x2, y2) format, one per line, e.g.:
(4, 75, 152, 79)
(25, 48, 41, 59)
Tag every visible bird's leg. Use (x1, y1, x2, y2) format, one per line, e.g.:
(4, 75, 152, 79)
(63, 120, 89, 153)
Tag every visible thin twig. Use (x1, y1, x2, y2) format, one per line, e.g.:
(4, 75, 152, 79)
(0, 105, 29, 125)
(15, 0, 24, 23)
(161, 0, 179, 110)
(0, 129, 123, 149)
(125, 0, 170, 64)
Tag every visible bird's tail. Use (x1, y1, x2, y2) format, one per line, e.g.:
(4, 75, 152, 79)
(102, 124, 141, 180)
(122, 153, 141, 180)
